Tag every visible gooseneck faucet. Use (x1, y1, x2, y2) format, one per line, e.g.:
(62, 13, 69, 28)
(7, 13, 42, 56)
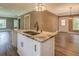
(34, 21, 39, 32)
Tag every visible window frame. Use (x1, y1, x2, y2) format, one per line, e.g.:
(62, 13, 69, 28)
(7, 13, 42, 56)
(0, 18, 6, 29)
(13, 19, 19, 29)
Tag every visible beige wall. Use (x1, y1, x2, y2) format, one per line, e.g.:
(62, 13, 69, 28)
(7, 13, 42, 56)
(30, 11, 38, 30)
(20, 11, 58, 32)
(59, 17, 69, 32)
(41, 11, 58, 32)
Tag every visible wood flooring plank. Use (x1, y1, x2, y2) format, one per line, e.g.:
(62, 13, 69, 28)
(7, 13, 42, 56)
(55, 32, 79, 56)
(0, 31, 18, 56)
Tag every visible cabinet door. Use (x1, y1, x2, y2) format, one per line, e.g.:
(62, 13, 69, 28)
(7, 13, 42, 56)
(17, 33, 41, 56)
(32, 40, 41, 56)
(17, 33, 24, 56)
(22, 36, 34, 56)
(22, 36, 41, 56)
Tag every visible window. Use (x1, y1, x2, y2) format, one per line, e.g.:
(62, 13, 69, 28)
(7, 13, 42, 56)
(73, 17, 79, 30)
(61, 19, 66, 26)
(0, 19, 6, 28)
(14, 19, 19, 29)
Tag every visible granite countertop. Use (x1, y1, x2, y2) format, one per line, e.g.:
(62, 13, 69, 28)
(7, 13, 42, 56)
(14, 29, 58, 42)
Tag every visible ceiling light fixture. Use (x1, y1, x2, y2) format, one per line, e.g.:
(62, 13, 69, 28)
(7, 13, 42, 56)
(35, 3, 46, 11)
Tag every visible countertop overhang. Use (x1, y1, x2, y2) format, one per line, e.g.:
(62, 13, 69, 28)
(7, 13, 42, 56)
(14, 29, 58, 43)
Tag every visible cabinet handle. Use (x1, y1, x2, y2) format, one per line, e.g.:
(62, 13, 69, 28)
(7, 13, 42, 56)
(21, 42, 23, 47)
(34, 44, 37, 52)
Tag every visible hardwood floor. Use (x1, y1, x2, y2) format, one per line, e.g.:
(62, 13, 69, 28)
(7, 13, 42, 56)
(0, 31, 18, 56)
(55, 32, 79, 56)
(1, 31, 79, 56)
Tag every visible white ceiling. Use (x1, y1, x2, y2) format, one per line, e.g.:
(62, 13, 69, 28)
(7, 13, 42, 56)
(0, 3, 34, 17)
(46, 3, 79, 16)
(0, 3, 79, 17)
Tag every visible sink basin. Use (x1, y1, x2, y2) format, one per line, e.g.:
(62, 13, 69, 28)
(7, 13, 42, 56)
(23, 31, 40, 35)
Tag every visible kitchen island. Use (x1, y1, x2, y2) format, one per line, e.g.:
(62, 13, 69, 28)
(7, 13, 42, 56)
(16, 30, 58, 56)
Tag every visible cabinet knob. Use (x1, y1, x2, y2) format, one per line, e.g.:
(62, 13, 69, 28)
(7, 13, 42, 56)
(34, 44, 37, 52)
(21, 42, 23, 47)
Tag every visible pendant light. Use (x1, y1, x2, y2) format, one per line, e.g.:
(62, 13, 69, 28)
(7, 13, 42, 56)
(35, 3, 46, 11)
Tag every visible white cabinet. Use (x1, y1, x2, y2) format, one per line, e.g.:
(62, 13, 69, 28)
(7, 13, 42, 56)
(17, 33, 34, 56)
(32, 40, 41, 56)
(22, 35, 34, 56)
(17, 33, 55, 56)
(12, 30, 17, 47)
(17, 33, 24, 55)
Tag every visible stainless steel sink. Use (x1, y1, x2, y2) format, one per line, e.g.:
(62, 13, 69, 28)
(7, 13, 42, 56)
(23, 31, 40, 35)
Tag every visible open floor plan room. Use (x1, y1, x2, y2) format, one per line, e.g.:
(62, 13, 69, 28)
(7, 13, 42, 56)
(0, 3, 79, 56)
